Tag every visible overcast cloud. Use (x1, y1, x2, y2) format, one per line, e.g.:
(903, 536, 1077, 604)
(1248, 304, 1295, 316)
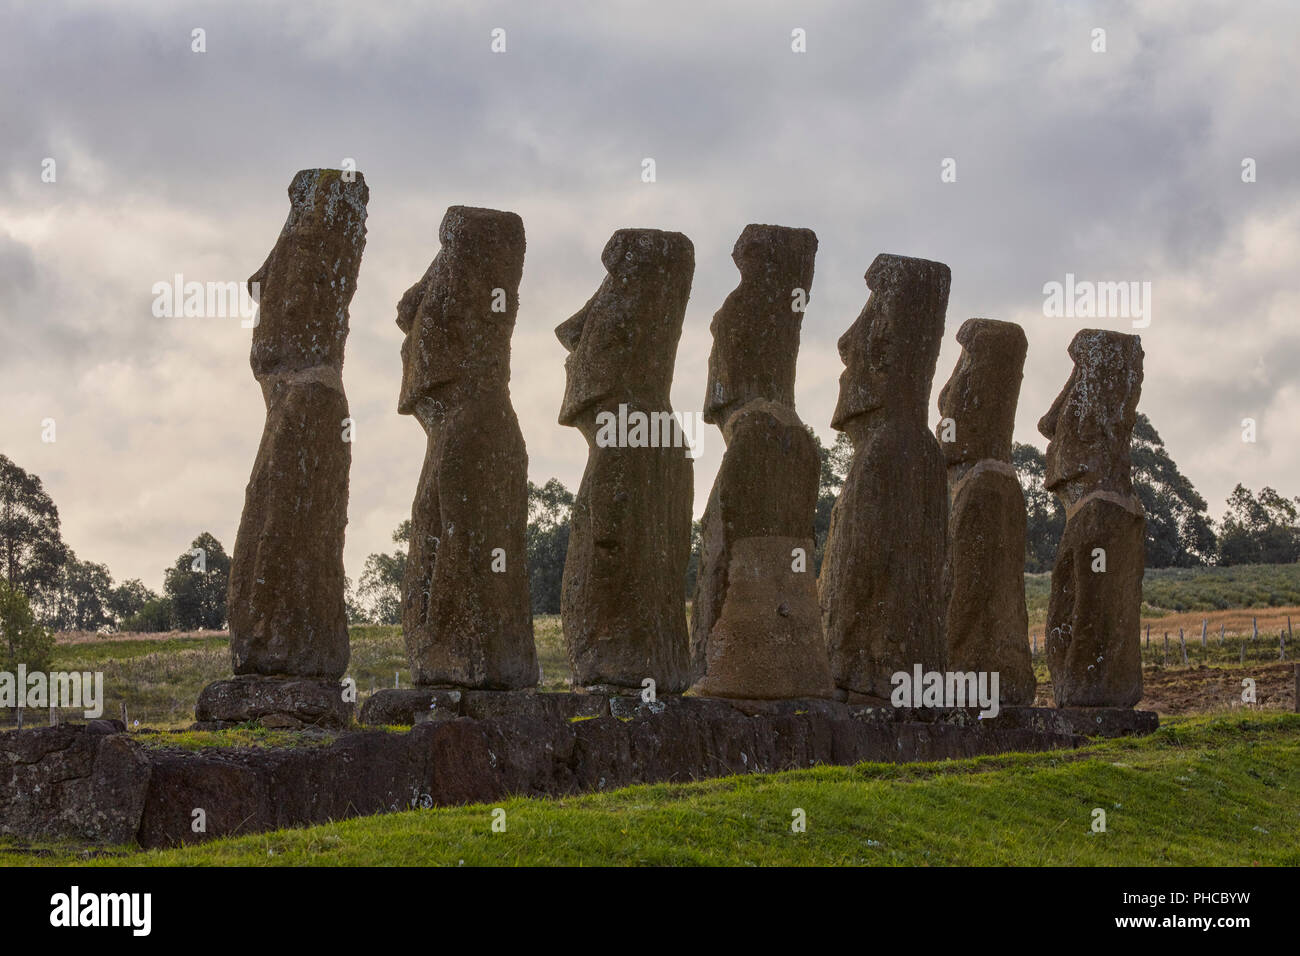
(2, 0, 1297, 590)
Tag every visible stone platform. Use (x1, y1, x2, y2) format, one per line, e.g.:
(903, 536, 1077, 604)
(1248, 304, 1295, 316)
(1, 695, 1156, 849)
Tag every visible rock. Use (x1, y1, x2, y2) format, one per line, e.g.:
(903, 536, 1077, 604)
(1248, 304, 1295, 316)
(689, 224, 832, 700)
(936, 318, 1036, 704)
(818, 253, 950, 701)
(396, 206, 537, 689)
(555, 228, 695, 693)
(694, 536, 834, 699)
(1039, 329, 1145, 707)
(194, 675, 353, 729)
(360, 687, 462, 726)
(0, 725, 151, 845)
(226, 169, 368, 684)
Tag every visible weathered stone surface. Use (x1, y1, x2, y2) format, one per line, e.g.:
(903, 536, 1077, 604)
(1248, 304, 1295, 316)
(3, 700, 1155, 848)
(396, 206, 536, 689)
(1040, 329, 1146, 707)
(694, 536, 833, 699)
(227, 169, 367, 683)
(360, 687, 462, 726)
(195, 675, 353, 729)
(818, 253, 950, 700)
(689, 224, 831, 699)
(359, 688, 610, 726)
(937, 318, 1036, 705)
(0, 725, 150, 845)
(556, 229, 695, 693)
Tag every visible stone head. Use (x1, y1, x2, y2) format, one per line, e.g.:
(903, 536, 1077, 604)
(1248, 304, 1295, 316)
(248, 169, 369, 377)
(396, 206, 525, 425)
(556, 228, 694, 429)
(937, 318, 1028, 467)
(703, 224, 817, 425)
(1038, 328, 1143, 502)
(831, 253, 949, 438)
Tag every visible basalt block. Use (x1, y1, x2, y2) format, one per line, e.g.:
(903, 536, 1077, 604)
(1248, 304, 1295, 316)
(195, 675, 353, 729)
(1040, 329, 1146, 707)
(396, 206, 536, 689)
(225, 169, 368, 686)
(689, 224, 832, 700)
(556, 229, 695, 694)
(937, 318, 1036, 705)
(818, 253, 950, 701)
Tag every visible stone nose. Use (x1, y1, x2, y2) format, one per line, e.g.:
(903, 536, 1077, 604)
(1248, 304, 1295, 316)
(555, 306, 588, 353)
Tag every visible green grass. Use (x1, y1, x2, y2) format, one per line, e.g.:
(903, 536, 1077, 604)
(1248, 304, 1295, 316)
(1140, 563, 1300, 613)
(6, 617, 572, 731)
(1025, 562, 1300, 629)
(4, 712, 1296, 867)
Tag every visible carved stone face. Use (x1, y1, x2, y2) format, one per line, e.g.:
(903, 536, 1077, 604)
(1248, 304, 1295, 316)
(831, 253, 949, 436)
(556, 228, 694, 431)
(703, 224, 816, 425)
(249, 169, 368, 377)
(937, 318, 1027, 467)
(1038, 329, 1143, 499)
(397, 206, 524, 424)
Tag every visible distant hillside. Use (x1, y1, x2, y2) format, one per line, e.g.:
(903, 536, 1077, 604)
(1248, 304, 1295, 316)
(1027, 562, 1300, 625)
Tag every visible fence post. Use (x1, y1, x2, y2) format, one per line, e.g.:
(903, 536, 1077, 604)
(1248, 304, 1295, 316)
(1201, 619, 1207, 649)
(1220, 622, 1225, 644)
(1163, 633, 1169, 667)
(1180, 628, 1188, 666)
(1241, 638, 1246, 666)
(1146, 624, 1150, 648)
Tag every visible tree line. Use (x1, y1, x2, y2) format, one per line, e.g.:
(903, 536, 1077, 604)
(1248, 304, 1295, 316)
(6, 407, 1300, 643)
(349, 413, 1300, 620)
(1, 453, 232, 668)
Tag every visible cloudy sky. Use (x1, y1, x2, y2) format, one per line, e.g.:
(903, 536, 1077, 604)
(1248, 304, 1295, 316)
(2, 0, 1297, 591)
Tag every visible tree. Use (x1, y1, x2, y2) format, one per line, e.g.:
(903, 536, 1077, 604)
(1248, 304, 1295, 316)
(47, 554, 114, 632)
(164, 532, 230, 630)
(1131, 413, 1217, 566)
(0, 579, 54, 672)
(812, 431, 852, 574)
(108, 578, 158, 627)
(526, 479, 573, 614)
(1218, 485, 1300, 566)
(122, 597, 173, 633)
(343, 575, 368, 625)
(1013, 442, 1064, 574)
(0, 454, 68, 618)
(357, 521, 408, 625)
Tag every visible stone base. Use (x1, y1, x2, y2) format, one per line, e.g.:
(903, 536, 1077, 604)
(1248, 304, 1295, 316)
(3, 698, 1160, 849)
(195, 676, 353, 730)
(360, 687, 609, 726)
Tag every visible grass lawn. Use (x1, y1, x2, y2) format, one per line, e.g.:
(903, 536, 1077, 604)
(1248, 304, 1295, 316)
(5, 711, 1296, 867)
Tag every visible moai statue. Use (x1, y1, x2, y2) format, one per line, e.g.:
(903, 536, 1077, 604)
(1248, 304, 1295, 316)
(395, 206, 536, 689)
(818, 254, 950, 702)
(1040, 329, 1145, 707)
(199, 168, 367, 728)
(556, 229, 695, 694)
(689, 224, 833, 699)
(937, 318, 1036, 705)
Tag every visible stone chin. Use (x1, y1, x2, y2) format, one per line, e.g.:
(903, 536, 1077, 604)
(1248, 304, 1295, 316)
(1042, 444, 1091, 493)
